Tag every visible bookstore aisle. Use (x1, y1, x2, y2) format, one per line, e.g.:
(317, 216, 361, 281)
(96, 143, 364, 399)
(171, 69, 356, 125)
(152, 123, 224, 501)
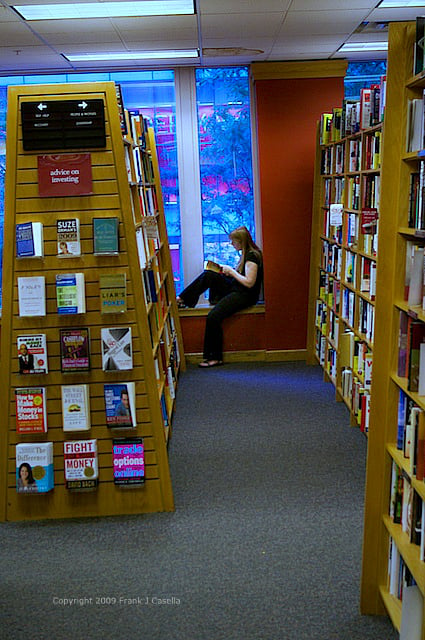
(0, 361, 396, 640)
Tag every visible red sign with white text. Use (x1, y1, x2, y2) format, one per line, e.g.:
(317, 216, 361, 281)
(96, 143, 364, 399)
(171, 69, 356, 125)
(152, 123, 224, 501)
(38, 154, 93, 197)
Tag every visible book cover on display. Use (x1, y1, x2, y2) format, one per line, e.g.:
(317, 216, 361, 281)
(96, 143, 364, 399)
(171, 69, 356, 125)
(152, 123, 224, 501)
(18, 276, 46, 317)
(56, 273, 86, 314)
(16, 442, 54, 494)
(16, 222, 43, 258)
(17, 334, 48, 374)
(63, 439, 98, 490)
(112, 437, 145, 486)
(93, 217, 119, 255)
(104, 382, 136, 428)
(99, 273, 127, 314)
(101, 327, 133, 371)
(59, 328, 90, 372)
(15, 387, 47, 434)
(57, 218, 81, 257)
(61, 384, 91, 432)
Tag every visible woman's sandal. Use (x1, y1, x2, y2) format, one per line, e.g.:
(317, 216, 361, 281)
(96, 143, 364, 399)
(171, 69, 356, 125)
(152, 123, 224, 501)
(198, 360, 224, 368)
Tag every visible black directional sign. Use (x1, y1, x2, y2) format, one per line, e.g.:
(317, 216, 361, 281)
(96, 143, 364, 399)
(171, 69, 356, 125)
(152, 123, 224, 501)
(21, 99, 106, 151)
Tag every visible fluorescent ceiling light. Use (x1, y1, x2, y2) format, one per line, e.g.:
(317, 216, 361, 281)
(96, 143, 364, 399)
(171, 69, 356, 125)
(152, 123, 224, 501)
(13, 1, 195, 20)
(339, 41, 388, 52)
(64, 49, 199, 61)
(378, 1, 425, 7)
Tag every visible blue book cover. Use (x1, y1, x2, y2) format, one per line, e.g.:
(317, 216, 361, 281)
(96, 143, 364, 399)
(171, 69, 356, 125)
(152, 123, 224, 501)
(104, 382, 136, 428)
(397, 389, 407, 451)
(16, 222, 35, 257)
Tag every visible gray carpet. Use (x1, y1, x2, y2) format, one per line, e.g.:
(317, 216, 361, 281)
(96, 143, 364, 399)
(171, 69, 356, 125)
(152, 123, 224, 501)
(0, 361, 398, 640)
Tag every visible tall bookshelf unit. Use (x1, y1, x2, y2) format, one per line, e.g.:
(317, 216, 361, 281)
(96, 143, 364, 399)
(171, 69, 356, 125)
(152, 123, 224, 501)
(307, 106, 381, 433)
(0, 81, 185, 521)
(361, 22, 425, 636)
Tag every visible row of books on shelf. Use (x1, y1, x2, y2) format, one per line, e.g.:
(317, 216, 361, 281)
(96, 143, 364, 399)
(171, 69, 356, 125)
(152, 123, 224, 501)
(16, 216, 160, 263)
(15, 437, 146, 493)
(320, 127, 381, 176)
(14, 378, 175, 434)
(16, 316, 180, 375)
(17, 263, 163, 317)
(319, 78, 386, 145)
(322, 206, 379, 254)
(397, 310, 425, 394)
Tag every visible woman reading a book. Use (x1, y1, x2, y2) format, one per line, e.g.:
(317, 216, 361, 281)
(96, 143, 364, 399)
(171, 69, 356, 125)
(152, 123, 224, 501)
(176, 226, 263, 368)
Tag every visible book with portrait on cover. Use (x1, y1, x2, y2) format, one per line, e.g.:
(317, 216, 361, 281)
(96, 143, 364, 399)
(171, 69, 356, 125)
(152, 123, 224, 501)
(17, 333, 48, 374)
(104, 382, 136, 428)
(16, 442, 54, 493)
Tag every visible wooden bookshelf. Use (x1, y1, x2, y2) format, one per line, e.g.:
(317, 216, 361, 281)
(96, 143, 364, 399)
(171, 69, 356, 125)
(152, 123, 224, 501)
(307, 100, 382, 433)
(0, 81, 185, 521)
(360, 21, 425, 637)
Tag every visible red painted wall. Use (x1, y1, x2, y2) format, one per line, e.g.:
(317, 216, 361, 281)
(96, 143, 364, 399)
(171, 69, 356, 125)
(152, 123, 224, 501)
(180, 74, 344, 356)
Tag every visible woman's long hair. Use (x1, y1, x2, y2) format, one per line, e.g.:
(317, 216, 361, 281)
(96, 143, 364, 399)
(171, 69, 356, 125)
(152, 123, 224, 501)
(229, 226, 262, 273)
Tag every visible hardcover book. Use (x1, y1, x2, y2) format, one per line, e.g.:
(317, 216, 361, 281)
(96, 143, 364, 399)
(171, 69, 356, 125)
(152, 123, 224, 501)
(112, 437, 145, 486)
(57, 218, 81, 257)
(16, 221, 43, 258)
(93, 217, 119, 255)
(59, 327, 90, 372)
(17, 333, 48, 374)
(16, 442, 54, 493)
(15, 387, 47, 434)
(18, 276, 46, 317)
(99, 273, 127, 314)
(101, 327, 133, 371)
(61, 384, 91, 432)
(104, 382, 136, 428)
(63, 439, 98, 490)
(56, 272, 86, 314)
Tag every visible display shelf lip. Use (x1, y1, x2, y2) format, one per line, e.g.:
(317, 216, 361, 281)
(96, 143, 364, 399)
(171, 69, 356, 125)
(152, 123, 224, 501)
(387, 443, 425, 503)
(406, 72, 425, 89)
(394, 299, 425, 322)
(391, 373, 425, 412)
(398, 226, 425, 240)
(378, 586, 401, 633)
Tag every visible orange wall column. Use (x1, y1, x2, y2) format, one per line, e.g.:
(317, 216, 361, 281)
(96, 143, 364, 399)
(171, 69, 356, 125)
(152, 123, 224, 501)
(253, 61, 346, 351)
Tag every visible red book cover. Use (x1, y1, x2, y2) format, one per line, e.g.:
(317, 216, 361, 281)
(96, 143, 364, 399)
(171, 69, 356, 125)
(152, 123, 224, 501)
(15, 387, 47, 434)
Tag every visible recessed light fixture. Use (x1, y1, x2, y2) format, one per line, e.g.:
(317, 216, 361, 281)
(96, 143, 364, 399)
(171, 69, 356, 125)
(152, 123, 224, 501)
(339, 41, 389, 52)
(378, 1, 425, 7)
(63, 50, 199, 61)
(12, 1, 195, 20)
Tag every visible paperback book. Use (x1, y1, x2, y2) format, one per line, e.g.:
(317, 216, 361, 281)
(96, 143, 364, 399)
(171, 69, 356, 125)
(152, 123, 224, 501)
(56, 273, 86, 314)
(59, 328, 90, 372)
(112, 437, 145, 486)
(99, 273, 127, 314)
(16, 221, 43, 258)
(101, 327, 133, 370)
(104, 382, 136, 428)
(204, 260, 223, 274)
(17, 333, 48, 374)
(15, 387, 47, 434)
(63, 439, 98, 490)
(16, 442, 54, 493)
(61, 384, 91, 432)
(93, 217, 119, 255)
(18, 276, 46, 317)
(57, 218, 81, 257)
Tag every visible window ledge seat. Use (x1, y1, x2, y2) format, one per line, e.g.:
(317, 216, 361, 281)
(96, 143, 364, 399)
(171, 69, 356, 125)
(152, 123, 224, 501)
(178, 302, 265, 317)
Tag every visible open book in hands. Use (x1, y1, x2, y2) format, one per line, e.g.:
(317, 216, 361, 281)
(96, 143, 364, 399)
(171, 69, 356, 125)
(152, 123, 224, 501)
(204, 260, 223, 274)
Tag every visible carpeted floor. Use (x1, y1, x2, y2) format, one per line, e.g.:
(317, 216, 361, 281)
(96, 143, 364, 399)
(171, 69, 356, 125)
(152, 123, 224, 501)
(0, 362, 398, 639)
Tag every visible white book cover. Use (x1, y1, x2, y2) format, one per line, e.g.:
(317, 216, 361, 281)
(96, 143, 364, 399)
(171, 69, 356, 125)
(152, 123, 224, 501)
(17, 333, 48, 374)
(61, 384, 91, 431)
(57, 218, 81, 257)
(18, 276, 46, 317)
(101, 327, 133, 371)
(400, 584, 423, 640)
(408, 247, 424, 306)
(63, 439, 98, 487)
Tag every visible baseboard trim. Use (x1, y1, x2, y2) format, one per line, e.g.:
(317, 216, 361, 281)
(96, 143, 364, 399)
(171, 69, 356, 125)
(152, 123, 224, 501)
(185, 349, 307, 364)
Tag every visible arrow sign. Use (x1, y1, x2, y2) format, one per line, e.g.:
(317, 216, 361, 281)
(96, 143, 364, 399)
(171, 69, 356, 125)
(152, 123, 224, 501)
(78, 101, 88, 109)
(37, 103, 47, 111)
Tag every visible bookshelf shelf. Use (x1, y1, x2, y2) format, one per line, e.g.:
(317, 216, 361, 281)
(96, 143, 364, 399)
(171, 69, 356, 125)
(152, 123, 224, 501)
(361, 21, 425, 636)
(0, 81, 185, 521)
